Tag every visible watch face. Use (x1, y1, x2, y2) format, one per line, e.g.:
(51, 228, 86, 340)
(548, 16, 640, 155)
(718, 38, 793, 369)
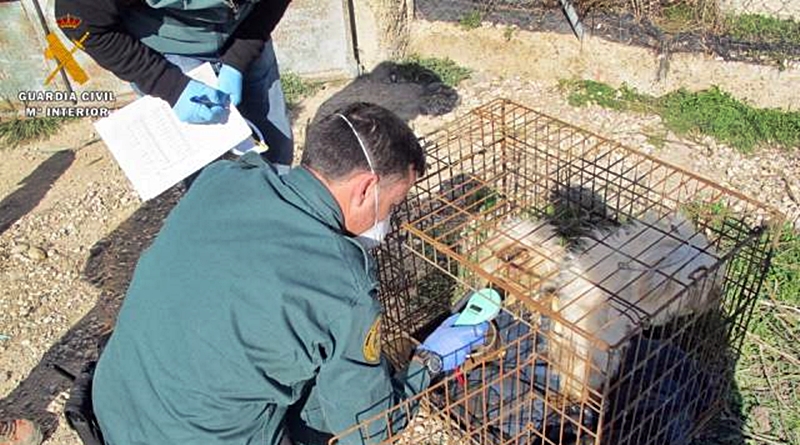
(419, 350, 442, 374)
(428, 353, 443, 374)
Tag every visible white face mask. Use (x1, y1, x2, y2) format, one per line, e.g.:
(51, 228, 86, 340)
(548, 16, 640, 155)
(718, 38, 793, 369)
(337, 113, 391, 250)
(357, 218, 391, 250)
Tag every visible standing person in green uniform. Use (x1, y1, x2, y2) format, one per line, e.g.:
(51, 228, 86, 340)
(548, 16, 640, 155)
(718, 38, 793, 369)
(90, 102, 489, 445)
(54, 0, 295, 172)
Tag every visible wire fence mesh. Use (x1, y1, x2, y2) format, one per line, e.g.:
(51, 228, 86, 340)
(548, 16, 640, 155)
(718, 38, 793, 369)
(331, 99, 783, 445)
(413, 0, 800, 67)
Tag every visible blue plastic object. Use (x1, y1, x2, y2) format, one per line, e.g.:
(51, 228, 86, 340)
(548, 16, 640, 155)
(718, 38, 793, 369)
(419, 314, 489, 372)
(453, 288, 502, 326)
(217, 64, 244, 106)
(172, 79, 230, 124)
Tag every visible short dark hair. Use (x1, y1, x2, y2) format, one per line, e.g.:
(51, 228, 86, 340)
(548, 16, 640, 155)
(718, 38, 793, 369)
(301, 102, 426, 181)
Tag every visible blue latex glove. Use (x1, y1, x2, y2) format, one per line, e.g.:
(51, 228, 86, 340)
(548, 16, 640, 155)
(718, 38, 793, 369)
(419, 314, 489, 371)
(217, 64, 243, 106)
(172, 80, 230, 124)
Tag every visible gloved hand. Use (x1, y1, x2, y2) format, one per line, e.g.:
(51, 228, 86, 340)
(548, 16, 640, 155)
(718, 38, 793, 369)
(172, 80, 230, 124)
(217, 64, 243, 106)
(418, 314, 489, 371)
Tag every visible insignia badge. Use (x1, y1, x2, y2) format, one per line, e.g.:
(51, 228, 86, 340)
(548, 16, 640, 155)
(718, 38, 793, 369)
(56, 14, 82, 30)
(362, 317, 382, 364)
(43, 32, 90, 85)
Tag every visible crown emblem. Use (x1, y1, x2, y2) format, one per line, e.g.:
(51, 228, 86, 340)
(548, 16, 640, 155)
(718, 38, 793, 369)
(56, 14, 81, 30)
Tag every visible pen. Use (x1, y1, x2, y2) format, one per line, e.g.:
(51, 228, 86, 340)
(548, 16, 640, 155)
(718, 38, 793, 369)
(190, 95, 228, 109)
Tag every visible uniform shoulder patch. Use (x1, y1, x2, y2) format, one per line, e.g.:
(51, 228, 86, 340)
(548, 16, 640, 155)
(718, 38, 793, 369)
(362, 317, 382, 364)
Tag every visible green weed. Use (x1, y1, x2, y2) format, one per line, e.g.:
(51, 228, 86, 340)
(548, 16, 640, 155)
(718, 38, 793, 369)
(727, 14, 800, 45)
(281, 72, 323, 108)
(560, 80, 800, 152)
(504, 26, 517, 42)
(645, 134, 666, 150)
(0, 116, 73, 148)
(559, 79, 654, 112)
(400, 55, 472, 88)
(764, 225, 800, 306)
(659, 3, 700, 33)
(659, 87, 800, 152)
(459, 10, 483, 30)
(644, 127, 669, 150)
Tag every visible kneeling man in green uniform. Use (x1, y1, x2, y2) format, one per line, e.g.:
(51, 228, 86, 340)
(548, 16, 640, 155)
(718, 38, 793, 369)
(91, 102, 488, 445)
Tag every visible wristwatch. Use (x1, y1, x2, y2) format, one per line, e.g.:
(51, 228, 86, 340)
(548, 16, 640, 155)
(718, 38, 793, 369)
(414, 349, 443, 375)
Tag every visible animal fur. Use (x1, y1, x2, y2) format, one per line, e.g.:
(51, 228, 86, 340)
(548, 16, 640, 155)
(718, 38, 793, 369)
(551, 212, 723, 402)
(472, 217, 567, 306)
(466, 213, 723, 405)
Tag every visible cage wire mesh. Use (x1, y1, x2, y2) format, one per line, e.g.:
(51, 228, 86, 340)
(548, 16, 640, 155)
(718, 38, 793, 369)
(330, 99, 782, 445)
(414, 0, 800, 67)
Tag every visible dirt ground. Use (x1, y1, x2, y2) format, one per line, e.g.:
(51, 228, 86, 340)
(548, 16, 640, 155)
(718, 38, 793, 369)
(1, 22, 798, 445)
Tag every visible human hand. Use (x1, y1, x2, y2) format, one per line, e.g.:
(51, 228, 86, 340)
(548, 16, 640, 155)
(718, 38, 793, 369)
(418, 314, 489, 371)
(217, 64, 243, 106)
(172, 80, 230, 124)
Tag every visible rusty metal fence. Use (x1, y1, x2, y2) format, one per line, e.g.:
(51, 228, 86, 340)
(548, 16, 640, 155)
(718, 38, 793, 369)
(331, 99, 782, 445)
(413, 0, 800, 67)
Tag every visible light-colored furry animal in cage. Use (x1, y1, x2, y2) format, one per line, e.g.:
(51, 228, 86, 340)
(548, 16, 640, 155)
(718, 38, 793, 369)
(470, 217, 567, 307)
(551, 212, 724, 403)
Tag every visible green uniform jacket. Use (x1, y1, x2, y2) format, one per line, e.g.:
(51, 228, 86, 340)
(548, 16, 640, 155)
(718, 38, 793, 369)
(124, 0, 258, 56)
(92, 153, 430, 445)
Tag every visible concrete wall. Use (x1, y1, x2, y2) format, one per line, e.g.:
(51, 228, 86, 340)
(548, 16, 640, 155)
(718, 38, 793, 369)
(272, 0, 359, 80)
(0, 2, 50, 103)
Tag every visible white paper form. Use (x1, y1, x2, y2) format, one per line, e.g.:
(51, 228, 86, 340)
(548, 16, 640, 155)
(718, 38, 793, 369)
(94, 63, 252, 201)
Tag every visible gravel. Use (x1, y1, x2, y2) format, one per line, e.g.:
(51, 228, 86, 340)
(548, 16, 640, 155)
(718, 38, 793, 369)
(0, 133, 140, 444)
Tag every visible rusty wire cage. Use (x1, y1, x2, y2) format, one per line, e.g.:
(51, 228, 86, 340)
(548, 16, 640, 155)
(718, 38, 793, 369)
(332, 99, 782, 445)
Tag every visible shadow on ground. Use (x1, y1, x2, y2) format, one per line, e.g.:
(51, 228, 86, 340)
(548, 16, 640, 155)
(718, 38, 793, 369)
(690, 378, 747, 445)
(0, 150, 75, 236)
(0, 186, 184, 439)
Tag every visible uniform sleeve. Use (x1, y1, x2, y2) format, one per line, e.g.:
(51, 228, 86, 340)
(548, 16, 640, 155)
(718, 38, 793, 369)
(54, 0, 190, 105)
(219, 0, 292, 73)
(315, 299, 431, 445)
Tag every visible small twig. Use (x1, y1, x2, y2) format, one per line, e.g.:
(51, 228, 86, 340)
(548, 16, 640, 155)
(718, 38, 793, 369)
(780, 172, 799, 205)
(743, 431, 789, 445)
(35, 137, 101, 154)
(766, 314, 800, 345)
(746, 332, 800, 368)
(765, 288, 800, 344)
(75, 136, 101, 151)
(758, 299, 800, 315)
(757, 344, 790, 440)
